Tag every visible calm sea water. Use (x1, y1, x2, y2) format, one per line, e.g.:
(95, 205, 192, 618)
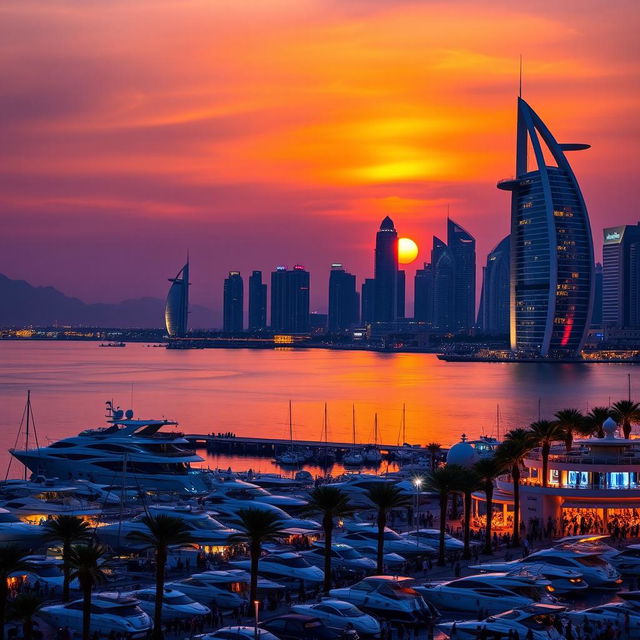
(0, 342, 637, 477)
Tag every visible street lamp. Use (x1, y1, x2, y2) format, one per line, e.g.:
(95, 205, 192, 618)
(413, 477, 423, 545)
(254, 600, 260, 639)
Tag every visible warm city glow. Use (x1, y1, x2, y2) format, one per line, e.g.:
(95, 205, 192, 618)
(398, 237, 419, 264)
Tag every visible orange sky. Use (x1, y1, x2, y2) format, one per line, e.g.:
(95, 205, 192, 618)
(1, 0, 639, 318)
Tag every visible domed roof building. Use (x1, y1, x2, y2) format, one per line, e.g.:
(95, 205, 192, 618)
(446, 435, 479, 468)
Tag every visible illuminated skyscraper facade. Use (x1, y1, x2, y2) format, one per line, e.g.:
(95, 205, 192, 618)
(498, 98, 594, 357)
(165, 261, 189, 337)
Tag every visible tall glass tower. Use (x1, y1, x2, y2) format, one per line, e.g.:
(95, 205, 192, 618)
(498, 98, 594, 357)
(374, 216, 399, 322)
(165, 261, 189, 337)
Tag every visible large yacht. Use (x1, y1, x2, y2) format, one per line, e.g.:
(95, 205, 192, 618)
(10, 403, 212, 494)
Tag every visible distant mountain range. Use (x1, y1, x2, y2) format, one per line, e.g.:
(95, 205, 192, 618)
(0, 273, 213, 329)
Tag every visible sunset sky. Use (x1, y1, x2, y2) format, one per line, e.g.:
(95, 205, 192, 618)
(1, 0, 639, 319)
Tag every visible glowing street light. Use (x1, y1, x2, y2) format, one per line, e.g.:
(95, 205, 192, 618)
(413, 477, 423, 544)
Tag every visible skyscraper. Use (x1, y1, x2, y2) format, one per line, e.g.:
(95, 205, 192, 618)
(414, 263, 433, 324)
(431, 236, 455, 331)
(447, 218, 476, 331)
(248, 270, 267, 330)
(397, 270, 406, 319)
(328, 264, 359, 332)
(602, 224, 640, 328)
(270, 265, 310, 333)
(165, 261, 189, 337)
(498, 97, 594, 357)
(592, 262, 603, 326)
(223, 271, 243, 332)
(477, 235, 510, 336)
(374, 216, 399, 322)
(361, 278, 375, 324)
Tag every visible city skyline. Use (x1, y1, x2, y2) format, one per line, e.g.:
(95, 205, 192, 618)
(1, 1, 638, 313)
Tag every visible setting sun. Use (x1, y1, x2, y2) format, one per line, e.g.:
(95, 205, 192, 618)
(398, 237, 419, 264)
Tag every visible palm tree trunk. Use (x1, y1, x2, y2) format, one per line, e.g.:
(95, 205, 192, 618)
(0, 580, 7, 640)
(23, 618, 33, 640)
(376, 509, 386, 574)
(249, 540, 260, 605)
(542, 443, 549, 488)
(322, 514, 332, 594)
(438, 492, 447, 566)
(82, 580, 91, 640)
(463, 490, 471, 560)
(512, 465, 521, 547)
(624, 419, 631, 439)
(483, 481, 493, 555)
(153, 547, 166, 640)
(63, 542, 70, 603)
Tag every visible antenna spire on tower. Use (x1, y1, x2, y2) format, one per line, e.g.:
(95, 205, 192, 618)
(519, 54, 523, 98)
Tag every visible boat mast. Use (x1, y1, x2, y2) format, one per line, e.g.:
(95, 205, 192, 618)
(352, 404, 356, 447)
(374, 413, 378, 447)
(402, 403, 406, 445)
(289, 400, 293, 444)
(24, 390, 31, 480)
(496, 404, 501, 440)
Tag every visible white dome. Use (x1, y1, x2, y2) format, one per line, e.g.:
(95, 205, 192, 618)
(603, 416, 618, 438)
(446, 440, 478, 468)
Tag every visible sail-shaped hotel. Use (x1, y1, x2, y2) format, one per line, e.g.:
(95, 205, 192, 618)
(165, 261, 189, 337)
(498, 98, 594, 358)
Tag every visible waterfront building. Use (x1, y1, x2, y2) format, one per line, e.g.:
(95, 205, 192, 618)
(448, 218, 476, 331)
(361, 278, 375, 324)
(498, 97, 594, 358)
(223, 271, 243, 333)
(248, 270, 267, 330)
(328, 264, 359, 332)
(414, 263, 433, 324)
(270, 265, 310, 333)
(431, 236, 455, 331)
(374, 216, 399, 322)
(602, 223, 640, 328)
(477, 235, 510, 336)
(165, 261, 189, 337)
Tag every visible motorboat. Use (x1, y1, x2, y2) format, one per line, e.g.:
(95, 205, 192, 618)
(469, 562, 588, 595)
(206, 476, 307, 510)
(556, 534, 640, 576)
(301, 543, 377, 573)
(329, 575, 438, 623)
(0, 508, 47, 548)
(343, 450, 365, 467)
(415, 573, 552, 614)
(275, 449, 305, 466)
(363, 447, 382, 464)
(291, 599, 381, 637)
(401, 529, 467, 552)
(260, 613, 358, 640)
(97, 505, 239, 548)
(242, 473, 303, 491)
(438, 603, 566, 640)
(39, 593, 151, 638)
(231, 552, 324, 584)
(13, 555, 79, 592)
(197, 628, 281, 640)
(10, 403, 212, 494)
(565, 602, 640, 636)
(471, 546, 622, 588)
(123, 587, 210, 621)
(336, 524, 427, 557)
(168, 570, 283, 609)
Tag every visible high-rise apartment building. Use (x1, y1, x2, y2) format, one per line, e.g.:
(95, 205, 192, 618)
(270, 265, 310, 333)
(248, 270, 267, 330)
(592, 262, 603, 326)
(498, 97, 594, 357)
(165, 261, 189, 337)
(431, 236, 455, 331)
(448, 219, 476, 331)
(414, 263, 434, 324)
(328, 264, 359, 332)
(602, 224, 640, 328)
(374, 216, 399, 322)
(361, 278, 375, 324)
(223, 271, 243, 333)
(477, 235, 510, 336)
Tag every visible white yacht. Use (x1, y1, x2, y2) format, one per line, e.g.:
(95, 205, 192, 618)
(230, 552, 324, 584)
(439, 604, 566, 640)
(301, 543, 377, 573)
(565, 602, 640, 636)
(123, 587, 210, 621)
(401, 529, 466, 553)
(0, 508, 47, 548)
(336, 524, 426, 557)
(10, 404, 212, 494)
(556, 534, 640, 576)
(206, 476, 308, 510)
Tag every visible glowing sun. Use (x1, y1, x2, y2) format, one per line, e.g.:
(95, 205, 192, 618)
(398, 237, 419, 264)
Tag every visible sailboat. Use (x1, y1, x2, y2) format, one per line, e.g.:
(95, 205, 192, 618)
(395, 404, 414, 463)
(319, 403, 336, 467)
(343, 405, 364, 466)
(275, 401, 304, 466)
(363, 413, 382, 464)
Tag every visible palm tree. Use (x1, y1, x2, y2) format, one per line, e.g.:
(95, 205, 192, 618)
(554, 408, 586, 452)
(43, 515, 92, 602)
(10, 594, 41, 640)
(612, 400, 640, 439)
(473, 457, 503, 555)
(302, 487, 355, 593)
(425, 465, 463, 565)
(68, 543, 109, 640)
(426, 443, 442, 471)
(496, 428, 533, 547)
(452, 466, 481, 560)
(127, 514, 192, 640)
(231, 509, 288, 605)
(365, 484, 411, 573)
(0, 546, 30, 640)
(528, 420, 565, 488)
(586, 406, 612, 438)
